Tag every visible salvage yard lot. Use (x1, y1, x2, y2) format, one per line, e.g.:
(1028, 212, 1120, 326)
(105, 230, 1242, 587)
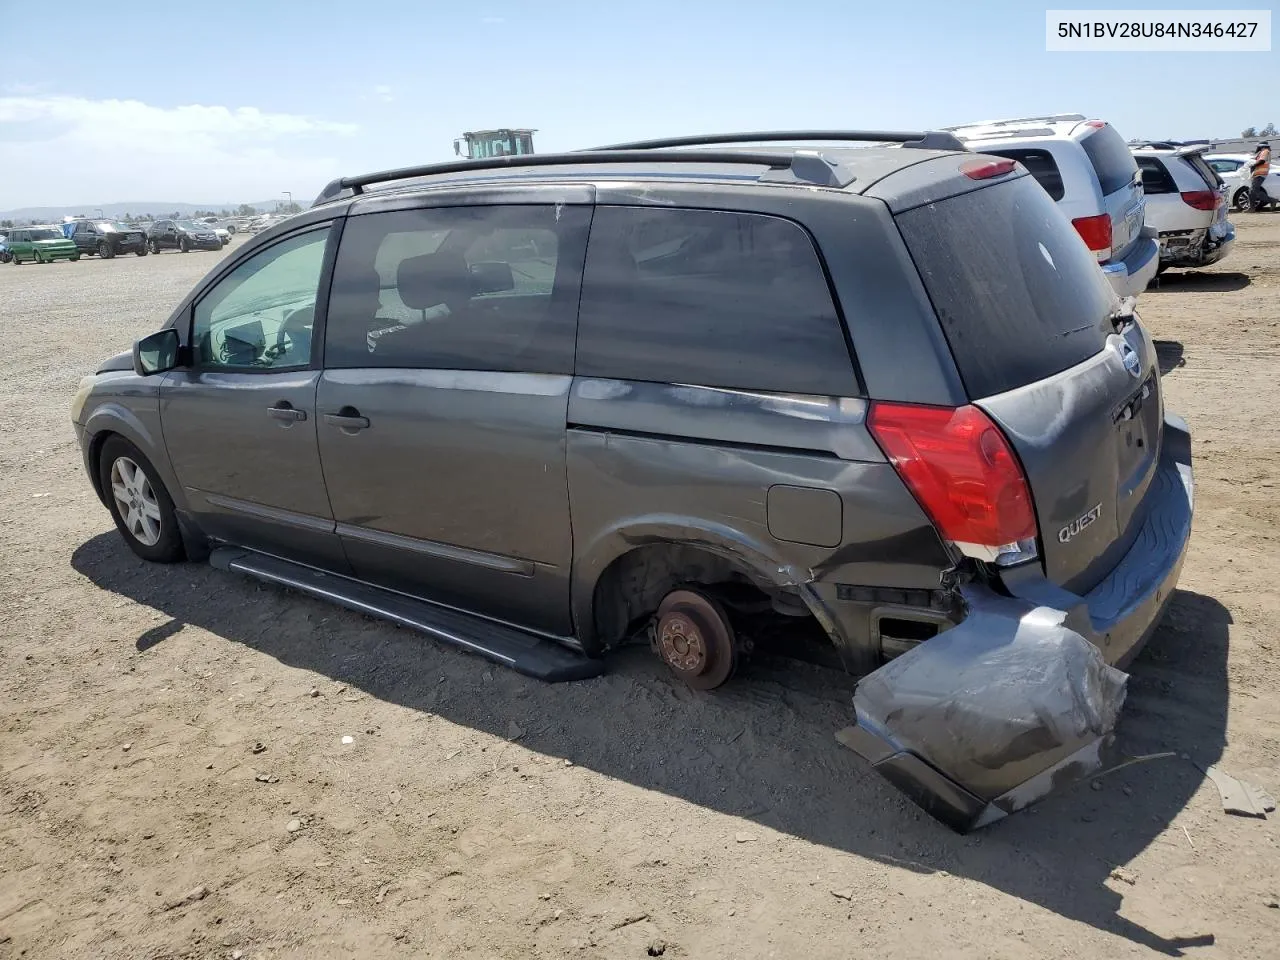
(1, 222, 1278, 959)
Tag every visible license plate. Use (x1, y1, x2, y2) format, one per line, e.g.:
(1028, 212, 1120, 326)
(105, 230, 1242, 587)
(1125, 210, 1141, 241)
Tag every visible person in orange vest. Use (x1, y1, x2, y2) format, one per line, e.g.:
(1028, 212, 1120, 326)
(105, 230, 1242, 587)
(1248, 141, 1272, 211)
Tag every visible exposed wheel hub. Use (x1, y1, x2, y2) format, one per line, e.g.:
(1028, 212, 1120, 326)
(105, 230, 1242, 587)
(657, 611, 707, 673)
(653, 589, 737, 690)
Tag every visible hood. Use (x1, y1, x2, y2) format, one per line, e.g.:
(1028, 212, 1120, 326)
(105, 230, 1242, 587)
(97, 350, 134, 374)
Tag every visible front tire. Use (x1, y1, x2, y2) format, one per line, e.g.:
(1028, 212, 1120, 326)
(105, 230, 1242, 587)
(136, 245, 148, 257)
(1233, 188, 1251, 211)
(98, 436, 185, 563)
(148, 238, 160, 254)
(98, 241, 115, 259)
(179, 237, 190, 253)
(71, 254, 80, 262)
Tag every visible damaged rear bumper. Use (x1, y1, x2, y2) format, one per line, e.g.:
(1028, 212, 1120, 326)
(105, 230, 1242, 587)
(842, 415, 1194, 831)
(1158, 223, 1235, 268)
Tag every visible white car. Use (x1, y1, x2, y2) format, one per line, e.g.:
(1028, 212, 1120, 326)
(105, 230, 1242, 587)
(1131, 143, 1234, 273)
(1204, 153, 1280, 211)
(944, 114, 1160, 298)
(212, 227, 232, 246)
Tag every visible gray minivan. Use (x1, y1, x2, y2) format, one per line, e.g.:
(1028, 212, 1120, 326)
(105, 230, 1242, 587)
(72, 132, 1194, 829)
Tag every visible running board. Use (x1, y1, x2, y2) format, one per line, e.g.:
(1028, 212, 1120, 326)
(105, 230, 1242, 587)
(209, 547, 603, 682)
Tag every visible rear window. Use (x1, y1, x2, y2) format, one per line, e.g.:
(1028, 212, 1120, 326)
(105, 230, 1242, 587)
(1136, 156, 1177, 194)
(576, 207, 856, 396)
(1186, 154, 1223, 188)
(897, 175, 1116, 399)
(1080, 125, 1139, 195)
(986, 149, 1065, 201)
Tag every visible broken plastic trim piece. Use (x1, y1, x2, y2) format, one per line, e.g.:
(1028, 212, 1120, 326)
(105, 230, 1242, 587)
(841, 586, 1128, 832)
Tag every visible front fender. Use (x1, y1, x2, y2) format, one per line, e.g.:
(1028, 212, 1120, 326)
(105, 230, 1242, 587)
(80, 378, 186, 513)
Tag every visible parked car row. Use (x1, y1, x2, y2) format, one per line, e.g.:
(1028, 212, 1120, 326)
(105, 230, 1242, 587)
(943, 114, 1249, 290)
(1, 218, 239, 264)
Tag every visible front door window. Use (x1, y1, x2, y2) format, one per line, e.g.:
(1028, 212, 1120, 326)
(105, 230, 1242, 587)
(192, 229, 328, 370)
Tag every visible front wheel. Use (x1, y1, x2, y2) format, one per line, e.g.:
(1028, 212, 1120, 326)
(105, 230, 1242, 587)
(98, 436, 185, 563)
(1233, 188, 1251, 211)
(148, 238, 160, 254)
(136, 245, 148, 257)
(179, 237, 190, 253)
(98, 241, 115, 259)
(71, 254, 80, 262)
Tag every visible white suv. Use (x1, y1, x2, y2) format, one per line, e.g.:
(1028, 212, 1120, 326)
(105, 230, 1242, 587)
(1131, 143, 1234, 273)
(945, 114, 1159, 298)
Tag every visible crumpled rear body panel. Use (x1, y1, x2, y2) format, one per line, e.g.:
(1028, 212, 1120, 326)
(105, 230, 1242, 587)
(842, 587, 1128, 831)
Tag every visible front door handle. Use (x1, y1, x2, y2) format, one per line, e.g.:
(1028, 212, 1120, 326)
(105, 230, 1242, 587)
(324, 408, 371, 431)
(268, 404, 307, 422)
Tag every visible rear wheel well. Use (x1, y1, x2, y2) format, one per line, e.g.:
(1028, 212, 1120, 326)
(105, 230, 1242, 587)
(590, 543, 809, 650)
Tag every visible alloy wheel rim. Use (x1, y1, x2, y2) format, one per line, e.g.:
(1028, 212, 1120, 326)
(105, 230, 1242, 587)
(110, 456, 162, 546)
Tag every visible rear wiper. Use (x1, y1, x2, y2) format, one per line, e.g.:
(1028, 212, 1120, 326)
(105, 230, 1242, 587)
(1108, 295, 1138, 331)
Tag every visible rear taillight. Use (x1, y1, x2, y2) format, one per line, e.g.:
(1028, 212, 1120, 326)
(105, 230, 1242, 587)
(1071, 213, 1113, 256)
(1180, 190, 1218, 211)
(868, 402, 1039, 566)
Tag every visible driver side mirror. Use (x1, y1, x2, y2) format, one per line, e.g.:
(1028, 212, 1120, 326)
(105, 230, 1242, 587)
(134, 328, 182, 376)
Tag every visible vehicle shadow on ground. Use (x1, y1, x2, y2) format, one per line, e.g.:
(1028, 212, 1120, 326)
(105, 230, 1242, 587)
(72, 533, 1231, 955)
(1153, 340, 1186, 376)
(1146, 271, 1250, 293)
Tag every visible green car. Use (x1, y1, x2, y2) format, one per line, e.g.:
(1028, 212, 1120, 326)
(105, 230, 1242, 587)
(8, 227, 79, 264)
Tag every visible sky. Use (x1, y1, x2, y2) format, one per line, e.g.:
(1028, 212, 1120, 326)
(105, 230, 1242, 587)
(0, 0, 1274, 209)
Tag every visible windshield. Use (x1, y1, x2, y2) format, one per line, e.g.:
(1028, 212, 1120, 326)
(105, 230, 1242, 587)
(29, 228, 61, 240)
(175, 220, 201, 230)
(97, 221, 133, 232)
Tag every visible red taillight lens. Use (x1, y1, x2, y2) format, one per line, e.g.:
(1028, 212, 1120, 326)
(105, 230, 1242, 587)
(868, 402, 1038, 557)
(1071, 213, 1113, 254)
(961, 158, 1018, 180)
(1180, 190, 1218, 211)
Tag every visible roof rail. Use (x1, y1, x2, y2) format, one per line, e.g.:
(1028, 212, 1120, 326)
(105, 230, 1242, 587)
(942, 114, 1086, 131)
(586, 129, 967, 152)
(311, 145, 879, 206)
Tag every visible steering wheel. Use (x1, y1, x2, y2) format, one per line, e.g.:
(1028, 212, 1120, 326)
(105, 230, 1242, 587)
(274, 305, 314, 360)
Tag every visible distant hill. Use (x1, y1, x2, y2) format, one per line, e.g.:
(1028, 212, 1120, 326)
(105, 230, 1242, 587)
(0, 201, 283, 223)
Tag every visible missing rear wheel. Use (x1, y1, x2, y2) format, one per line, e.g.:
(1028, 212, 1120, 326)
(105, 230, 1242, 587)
(652, 589, 738, 690)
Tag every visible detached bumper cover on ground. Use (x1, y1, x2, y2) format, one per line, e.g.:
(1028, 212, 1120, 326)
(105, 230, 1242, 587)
(843, 415, 1195, 831)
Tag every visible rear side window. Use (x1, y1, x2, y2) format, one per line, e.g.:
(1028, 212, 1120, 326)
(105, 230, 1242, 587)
(325, 204, 591, 374)
(1080, 125, 1139, 195)
(897, 175, 1115, 399)
(1136, 156, 1177, 194)
(576, 207, 856, 396)
(1208, 158, 1243, 174)
(986, 149, 1065, 201)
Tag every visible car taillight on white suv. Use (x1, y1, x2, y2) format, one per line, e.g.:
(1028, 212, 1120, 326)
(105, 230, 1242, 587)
(1071, 213, 1113, 258)
(868, 402, 1039, 567)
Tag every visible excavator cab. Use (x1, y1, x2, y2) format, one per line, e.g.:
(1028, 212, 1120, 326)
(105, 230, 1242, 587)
(454, 128, 537, 160)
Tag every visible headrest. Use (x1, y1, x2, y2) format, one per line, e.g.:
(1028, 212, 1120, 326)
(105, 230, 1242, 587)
(397, 250, 470, 311)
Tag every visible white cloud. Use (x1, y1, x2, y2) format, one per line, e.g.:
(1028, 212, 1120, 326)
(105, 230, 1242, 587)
(364, 85, 395, 104)
(0, 95, 358, 208)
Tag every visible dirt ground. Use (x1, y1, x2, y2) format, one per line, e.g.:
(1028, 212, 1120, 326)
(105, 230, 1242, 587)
(1, 218, 1278, 960)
